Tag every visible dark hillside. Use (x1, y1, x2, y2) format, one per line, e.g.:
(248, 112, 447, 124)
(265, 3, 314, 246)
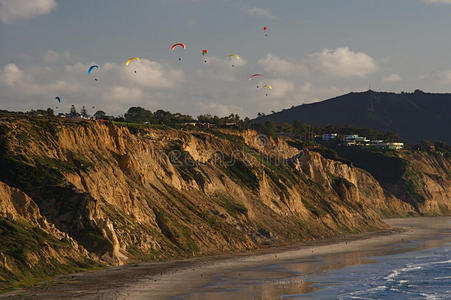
(256, 90, 451, 144)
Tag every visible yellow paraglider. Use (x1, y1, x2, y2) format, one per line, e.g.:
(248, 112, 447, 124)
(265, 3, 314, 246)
(263, 84, 273, 96)
(126, 57, 140, 74)
(227, 54, 240, 60)
(227, 54, 240, 67)
(126, 57, 140, 66)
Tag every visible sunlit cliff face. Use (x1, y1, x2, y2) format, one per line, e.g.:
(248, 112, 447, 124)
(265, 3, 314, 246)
(0, 117, 449, 290)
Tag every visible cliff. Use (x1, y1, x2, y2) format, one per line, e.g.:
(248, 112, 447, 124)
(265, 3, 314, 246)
(0, 115, 449, 290)
(326, 146, 451, 216)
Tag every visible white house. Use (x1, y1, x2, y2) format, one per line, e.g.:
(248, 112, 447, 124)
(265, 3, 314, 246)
(322, 133, 338, 141)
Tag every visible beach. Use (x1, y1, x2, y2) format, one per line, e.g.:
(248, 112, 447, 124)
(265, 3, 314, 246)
(2, 217, 450, 299)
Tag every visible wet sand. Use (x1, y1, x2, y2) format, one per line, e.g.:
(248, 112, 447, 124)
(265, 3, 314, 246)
(2, 217, 450, 299)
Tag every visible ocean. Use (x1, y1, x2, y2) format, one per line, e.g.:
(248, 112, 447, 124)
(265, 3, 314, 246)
(177, 225, 451, 300)
(304, 242, 451, 300)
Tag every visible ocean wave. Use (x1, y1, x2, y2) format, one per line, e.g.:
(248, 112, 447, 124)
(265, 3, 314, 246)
(433, 276, 451, 280)
(384, 265, 422, 282)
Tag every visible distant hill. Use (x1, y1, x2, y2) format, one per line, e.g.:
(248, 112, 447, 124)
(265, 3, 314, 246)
(256, 90, 451, 144)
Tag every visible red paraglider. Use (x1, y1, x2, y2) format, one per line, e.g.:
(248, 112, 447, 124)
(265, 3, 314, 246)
(202, 49, 208, 63)
(171, 43, 186, 61)
(171, 43, 186, 51)
(249, 74, 264, 80)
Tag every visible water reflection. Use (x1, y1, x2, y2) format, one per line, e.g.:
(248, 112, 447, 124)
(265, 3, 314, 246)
(177, 237, 450, 300)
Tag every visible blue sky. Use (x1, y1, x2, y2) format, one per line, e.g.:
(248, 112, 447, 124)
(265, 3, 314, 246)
(2, 0, 451, 117)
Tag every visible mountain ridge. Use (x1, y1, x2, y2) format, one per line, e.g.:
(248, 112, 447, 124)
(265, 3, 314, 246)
(256, 90, 451, 144)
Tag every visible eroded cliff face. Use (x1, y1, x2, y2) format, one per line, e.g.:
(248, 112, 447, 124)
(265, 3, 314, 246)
(291, 151, 415, 217)
(0, 181, 98, 290)
(388, 151, 451, 215)
(0, 117, 448, 289)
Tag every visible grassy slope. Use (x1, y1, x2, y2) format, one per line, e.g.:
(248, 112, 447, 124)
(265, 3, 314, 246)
(0, 217, 102, 292)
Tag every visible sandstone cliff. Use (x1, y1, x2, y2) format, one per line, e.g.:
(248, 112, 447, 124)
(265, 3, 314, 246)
(0, 116, 448, 290)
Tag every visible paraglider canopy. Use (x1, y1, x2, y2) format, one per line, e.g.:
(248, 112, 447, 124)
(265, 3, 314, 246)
(55, 96, 61, 103)
(126, 57, 140, 66)
(227, 54, 240, 60)
(171, 43, 186, 61)
(263, 84, 272, 96)
(202, 50, 208, 63)
(227, 54, 240, 67)
(249, 74, 264, 80)
(171, 43, 186, 51)
(88, 65, 99, 74)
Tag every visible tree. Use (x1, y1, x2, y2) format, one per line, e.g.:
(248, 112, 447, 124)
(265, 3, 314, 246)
(263, 120, 276, 136)
(124, 107, 154, 123)
(80, 106, 87, 117)
(154, 109, 172, 124)
(69, 105, 78, 117)
(46, 108, 54, 117)
(94, 110, 106, 120)
(197, 114, 213, 123)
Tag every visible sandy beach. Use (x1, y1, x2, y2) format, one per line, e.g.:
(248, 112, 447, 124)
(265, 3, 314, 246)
(2, 217, 450, 299)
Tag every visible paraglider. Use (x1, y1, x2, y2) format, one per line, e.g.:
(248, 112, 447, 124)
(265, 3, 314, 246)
(171, 43, 186, 61)
(88, 65, 99, 81)
(249, 74, 264, 88)
(126, 57, 140, 66)
(202, 49, 208, 63)
(263, 84, 272, 96)
(249, 74, 264, 80)
(55, 96, 61, 103)
(126, 57, 140, 73)
(88, 65, 99, 74)
(227, 54, 240, 67)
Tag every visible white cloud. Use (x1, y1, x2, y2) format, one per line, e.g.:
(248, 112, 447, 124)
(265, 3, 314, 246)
(247, 7, 276, 19)
(383, 74, 402, 83)
(104, 86, 143, 102)
(0, 63, 81, 95)
(43, 50, 74, 63)
(435, 70, 451, 84)
(0, 0, 57, 24)
(121, 59, 185, 89)
(0, 49, 382, 118)
(0, 51, 189, 114)
(309, 47, 378, 78)
(265, 79, 295, 98)
(0, 64, 24, 87)
(196, 56, 247, 82)
(258, 53, 308, 76)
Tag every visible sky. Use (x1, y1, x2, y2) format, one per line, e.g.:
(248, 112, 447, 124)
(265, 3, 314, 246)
(2, 0, 451, 118)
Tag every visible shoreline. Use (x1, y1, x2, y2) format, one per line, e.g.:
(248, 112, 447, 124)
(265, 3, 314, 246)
(2, 217, 450, 299)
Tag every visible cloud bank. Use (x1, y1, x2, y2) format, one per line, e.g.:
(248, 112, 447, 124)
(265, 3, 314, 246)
(247, 7, 276, 19)
(309, 47, 378, 78)
(0, 0, 57, 24)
